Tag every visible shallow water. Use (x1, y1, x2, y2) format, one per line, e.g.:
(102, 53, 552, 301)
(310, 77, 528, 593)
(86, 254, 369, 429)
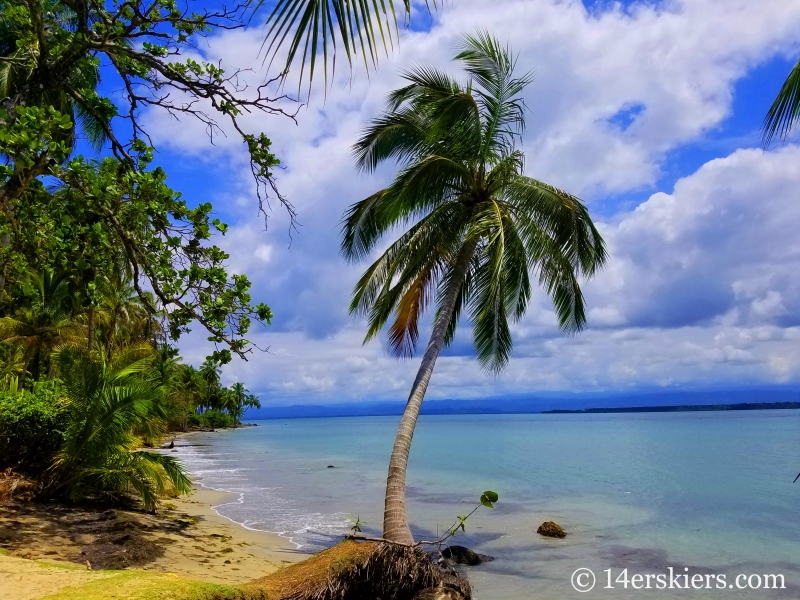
(175, 411, 800, 599)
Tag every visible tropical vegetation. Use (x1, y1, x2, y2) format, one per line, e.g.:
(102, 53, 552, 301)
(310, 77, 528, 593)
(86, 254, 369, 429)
(0, 0, 278, 510)
(342, 33, 607, 544)
(0, 263, 264, 510)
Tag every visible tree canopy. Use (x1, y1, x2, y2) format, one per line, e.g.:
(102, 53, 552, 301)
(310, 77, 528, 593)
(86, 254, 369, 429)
(0, 0, 298, 363)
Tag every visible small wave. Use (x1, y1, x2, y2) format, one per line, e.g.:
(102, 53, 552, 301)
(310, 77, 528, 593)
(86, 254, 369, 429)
(175, 443, 351, 551)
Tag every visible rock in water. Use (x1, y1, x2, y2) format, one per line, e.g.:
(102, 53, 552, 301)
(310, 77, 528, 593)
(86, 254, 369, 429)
(537, 521, 567, 538)
(413, 586, 467, 600)
(441, 545, 493, 566)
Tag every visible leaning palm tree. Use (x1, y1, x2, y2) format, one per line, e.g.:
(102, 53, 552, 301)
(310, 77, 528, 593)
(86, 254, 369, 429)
(763, 58, 800, 147)
(342, 33, 608, 544)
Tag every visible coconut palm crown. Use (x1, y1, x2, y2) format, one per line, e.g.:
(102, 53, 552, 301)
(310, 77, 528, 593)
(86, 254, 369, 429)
(341, 33, 608, 544)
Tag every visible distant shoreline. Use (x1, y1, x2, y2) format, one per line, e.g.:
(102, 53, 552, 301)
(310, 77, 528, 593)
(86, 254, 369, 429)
(542, 402, 800, 414)
(247, 401, 800, 420)
(248, 391, 800, 420)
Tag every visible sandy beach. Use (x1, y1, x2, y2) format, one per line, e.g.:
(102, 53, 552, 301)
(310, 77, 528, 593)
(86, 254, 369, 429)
(0, 485, 307, 599)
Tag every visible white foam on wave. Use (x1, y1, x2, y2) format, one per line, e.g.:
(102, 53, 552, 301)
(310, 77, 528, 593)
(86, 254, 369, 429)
(173, 439, 350, 550)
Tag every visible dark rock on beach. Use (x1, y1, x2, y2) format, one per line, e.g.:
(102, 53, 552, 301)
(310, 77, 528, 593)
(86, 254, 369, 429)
(441, 545, 493, 566)
(537, 521, 567, 538)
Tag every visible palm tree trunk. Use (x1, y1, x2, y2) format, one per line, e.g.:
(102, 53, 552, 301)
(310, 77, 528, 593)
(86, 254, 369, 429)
(382, 237, 479, 544)
(87, 305, 95, 350)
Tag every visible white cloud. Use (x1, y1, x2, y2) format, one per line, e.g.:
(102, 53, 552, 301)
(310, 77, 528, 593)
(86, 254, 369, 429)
(153, 0, 800, 402)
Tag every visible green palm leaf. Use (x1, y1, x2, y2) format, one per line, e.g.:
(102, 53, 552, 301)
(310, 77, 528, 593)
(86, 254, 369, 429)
(763, 58, 800, 147)
(260, 0, 437, 92)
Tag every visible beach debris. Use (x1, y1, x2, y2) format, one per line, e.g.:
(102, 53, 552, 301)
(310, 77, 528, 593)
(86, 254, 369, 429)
(537, 521, 567, 538)
(413, 586, 467, 600)
(76, 531, 165, 569)
(440, 545, 493, 566)
(0, 469, 39, 501)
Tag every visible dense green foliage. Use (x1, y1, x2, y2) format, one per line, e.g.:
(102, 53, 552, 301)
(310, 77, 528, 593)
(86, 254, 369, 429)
(0, 266, 263, 508)
(190, 409, 234, 429)
(50, 346, 192, 511)
(0, 0, 276, 509)
(0, 380, 68, 474)
(0, 0, 292, 363)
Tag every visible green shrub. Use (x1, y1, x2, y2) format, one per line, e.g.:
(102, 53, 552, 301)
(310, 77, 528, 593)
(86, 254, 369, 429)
(189, 409, 234, 429)
(0, 380, 68, 475)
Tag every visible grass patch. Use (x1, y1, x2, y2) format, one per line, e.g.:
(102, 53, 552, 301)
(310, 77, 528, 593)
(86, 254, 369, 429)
(34, 559, 85, 571)
(39, 571, 270, 600)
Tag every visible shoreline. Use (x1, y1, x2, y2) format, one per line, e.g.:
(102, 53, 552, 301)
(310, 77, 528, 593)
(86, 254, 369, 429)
(149, 484, 307, 583)
(169, 428, 308, 551)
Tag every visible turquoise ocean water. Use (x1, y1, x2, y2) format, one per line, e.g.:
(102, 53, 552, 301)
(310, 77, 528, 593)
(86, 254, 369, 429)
(174, 411, 800, 599)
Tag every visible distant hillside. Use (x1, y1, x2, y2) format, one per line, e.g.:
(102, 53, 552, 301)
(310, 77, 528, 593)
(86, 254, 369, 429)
(544, 402, 800, 414)
(247, 388, 800, 419)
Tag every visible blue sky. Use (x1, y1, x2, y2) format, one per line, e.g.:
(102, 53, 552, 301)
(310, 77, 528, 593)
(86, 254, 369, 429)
(117, 0, 800, 404)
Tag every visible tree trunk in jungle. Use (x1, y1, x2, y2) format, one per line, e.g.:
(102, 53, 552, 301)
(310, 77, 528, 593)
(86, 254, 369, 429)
(87, 305, 95, 351)
(382, 237, 479, 544)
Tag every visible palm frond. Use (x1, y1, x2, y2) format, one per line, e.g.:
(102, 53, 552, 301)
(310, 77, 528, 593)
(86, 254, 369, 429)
(344, 31, 606, 378)
(50, 346, 188, 510)
(260, 0, 437, 92)
(505, 176, 607, 277)
(763, 58, 800, 147)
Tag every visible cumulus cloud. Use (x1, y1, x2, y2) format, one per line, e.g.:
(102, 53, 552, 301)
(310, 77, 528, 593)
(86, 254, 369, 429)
(145, 0, 800, 402)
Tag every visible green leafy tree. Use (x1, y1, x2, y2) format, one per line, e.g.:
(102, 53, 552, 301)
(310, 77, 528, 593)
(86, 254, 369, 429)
(1, 0, 286, 363)
(168, 362, 205, 430)
(0, 0, 109, 153)
(50, 345, 191, 511)
(763, 58, 800, 146)
(342, 33, 607, 544)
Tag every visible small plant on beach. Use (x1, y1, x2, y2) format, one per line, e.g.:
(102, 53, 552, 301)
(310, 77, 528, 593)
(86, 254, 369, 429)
(342, 32, 607, 544)
(348, 515, 365, 535)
